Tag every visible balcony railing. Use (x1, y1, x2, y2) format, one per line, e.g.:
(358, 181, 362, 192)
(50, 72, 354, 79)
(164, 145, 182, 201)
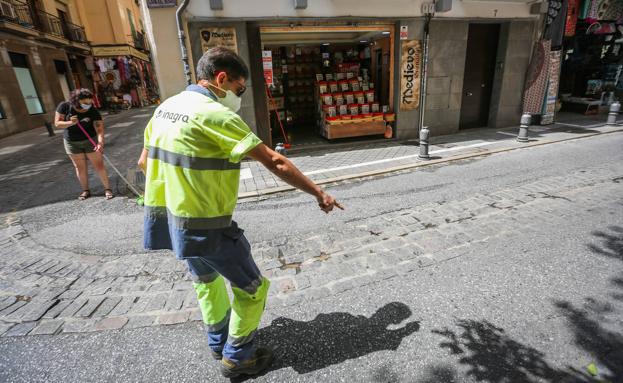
(36, 9, 63, 38)
(66, 21, 87, 43)
(0, 0, 35, 28)
(134, 32, 147, 51)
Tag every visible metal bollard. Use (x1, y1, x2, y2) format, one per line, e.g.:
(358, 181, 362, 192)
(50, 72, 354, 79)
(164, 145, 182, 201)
(606, 101, 620, 126)
(275, 142, 287, 155)
(419, 126, 430, 160)
(44, 121, 55, 137)
(517, 113, 531, 143)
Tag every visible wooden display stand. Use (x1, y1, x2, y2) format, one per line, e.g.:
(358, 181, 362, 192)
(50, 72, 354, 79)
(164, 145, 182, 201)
(321, 120, 386, 139)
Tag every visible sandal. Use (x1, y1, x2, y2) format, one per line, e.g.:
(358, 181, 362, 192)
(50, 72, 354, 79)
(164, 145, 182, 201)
(78, 190, 91, 200)
(104, 189, 114, 200)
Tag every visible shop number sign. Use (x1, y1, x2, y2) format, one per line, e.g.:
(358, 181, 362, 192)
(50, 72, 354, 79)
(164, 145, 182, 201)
(200, 27, 238, 54)
(400, 40, 422, 111)
(263, 50, 273, 85)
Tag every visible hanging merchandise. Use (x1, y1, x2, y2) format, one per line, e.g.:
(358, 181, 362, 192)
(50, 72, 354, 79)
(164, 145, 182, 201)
(523, 40, 552, 114)
(96, 58, 108, 73)
(544, 0, 566, 49)
(565, 0, 580, 37)
(124, 58, 131, 81)
(586, 0, 600, 23)
(598, 0, 623, 22)
(540, 50, 563, 124)
(103, 70, 122, 89)
(579, 0, 590, 19)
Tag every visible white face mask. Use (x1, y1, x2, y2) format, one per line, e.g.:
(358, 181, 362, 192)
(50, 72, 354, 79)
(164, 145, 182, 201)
(217, 89, 241, 112)
(209, 79, 243, 112)
(80, 103, 92, 110)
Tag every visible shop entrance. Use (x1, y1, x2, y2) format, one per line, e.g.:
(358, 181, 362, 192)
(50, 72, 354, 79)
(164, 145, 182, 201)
(460, 23, 500, 129)
(258, 25, 395, 148)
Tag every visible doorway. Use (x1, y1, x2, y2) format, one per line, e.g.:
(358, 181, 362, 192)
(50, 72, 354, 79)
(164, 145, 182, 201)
(459, 23, 500, 129)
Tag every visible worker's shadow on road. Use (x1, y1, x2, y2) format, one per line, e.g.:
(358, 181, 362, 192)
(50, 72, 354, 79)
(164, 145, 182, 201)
(235, 301, 420, 380)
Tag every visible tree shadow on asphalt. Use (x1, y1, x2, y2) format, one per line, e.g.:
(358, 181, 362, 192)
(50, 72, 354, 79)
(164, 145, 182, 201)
(431, 319, 585, 383)
(232, 301, 420, 381)
(553, 225, 623, 382)
(429, 226, 623, 383)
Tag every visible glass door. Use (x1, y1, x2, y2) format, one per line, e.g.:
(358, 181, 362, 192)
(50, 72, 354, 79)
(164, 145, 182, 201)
(10, 52, 44, 115)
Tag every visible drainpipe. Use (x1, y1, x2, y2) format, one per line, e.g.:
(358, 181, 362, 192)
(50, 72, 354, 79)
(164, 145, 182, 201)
(176, 0, 192, 86)
(418, 12, 432, 136)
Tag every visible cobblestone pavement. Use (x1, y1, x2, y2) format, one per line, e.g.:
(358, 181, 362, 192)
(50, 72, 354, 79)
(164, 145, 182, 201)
(237, 121, 623, 196)
(1, 159, 621, 337)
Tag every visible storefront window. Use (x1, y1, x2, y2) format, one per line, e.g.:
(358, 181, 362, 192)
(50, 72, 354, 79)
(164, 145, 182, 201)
(9, 52, 44, 115)
(260, 25, 395, 147)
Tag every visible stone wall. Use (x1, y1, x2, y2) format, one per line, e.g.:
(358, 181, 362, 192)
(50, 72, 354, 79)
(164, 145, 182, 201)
(187, 21, 259, 136)
(424, 19, 469, 136)
(490, 20, 535, 129)
(0, 35, 71, 138)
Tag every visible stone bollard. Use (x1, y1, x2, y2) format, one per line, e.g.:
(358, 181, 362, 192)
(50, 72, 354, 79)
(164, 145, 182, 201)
(419, 126, 430, 160)
(517, 113, 531, 143)
(44, 121, 55, 137)
(606, 101, 620, 126)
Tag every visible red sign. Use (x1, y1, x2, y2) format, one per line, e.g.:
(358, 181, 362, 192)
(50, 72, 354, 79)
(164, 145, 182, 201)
(400, 26, 408, 40)
(262, 51, 273, 85)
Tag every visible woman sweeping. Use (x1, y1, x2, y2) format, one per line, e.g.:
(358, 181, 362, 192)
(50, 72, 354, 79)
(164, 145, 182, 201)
(54, 89, 114, 200)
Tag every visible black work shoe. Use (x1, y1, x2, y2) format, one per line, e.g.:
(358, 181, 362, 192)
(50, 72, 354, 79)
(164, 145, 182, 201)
(220, 347, 274, 378)
(211, 350, 223, 360)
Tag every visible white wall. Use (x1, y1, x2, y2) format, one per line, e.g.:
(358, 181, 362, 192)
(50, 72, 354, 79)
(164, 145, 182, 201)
(187, 0, 535, 19)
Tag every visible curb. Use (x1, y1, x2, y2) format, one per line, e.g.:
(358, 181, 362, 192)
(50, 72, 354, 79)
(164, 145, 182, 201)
(238, 126, 623, 201)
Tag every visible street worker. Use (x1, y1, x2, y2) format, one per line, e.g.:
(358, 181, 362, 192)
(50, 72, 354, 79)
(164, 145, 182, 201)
(138, 47, 343, 378)
(54, 88, 114, 201)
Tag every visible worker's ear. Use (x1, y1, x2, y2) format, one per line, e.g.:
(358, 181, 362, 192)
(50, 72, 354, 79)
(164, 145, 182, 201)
(215, 72, 228, 88)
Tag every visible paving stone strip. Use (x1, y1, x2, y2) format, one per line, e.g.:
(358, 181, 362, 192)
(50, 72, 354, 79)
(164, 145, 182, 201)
(0, 165, 621, 336)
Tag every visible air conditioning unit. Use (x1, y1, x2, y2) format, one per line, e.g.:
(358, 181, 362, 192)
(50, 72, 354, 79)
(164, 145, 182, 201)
(0, 0, 17, 19)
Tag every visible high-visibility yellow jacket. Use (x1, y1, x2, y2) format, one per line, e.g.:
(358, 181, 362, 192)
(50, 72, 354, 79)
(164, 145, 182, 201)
(143, 85, 262, 258)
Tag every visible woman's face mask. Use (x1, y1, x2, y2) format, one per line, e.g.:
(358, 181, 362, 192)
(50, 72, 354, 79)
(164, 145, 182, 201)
(79, 100, 92, 110)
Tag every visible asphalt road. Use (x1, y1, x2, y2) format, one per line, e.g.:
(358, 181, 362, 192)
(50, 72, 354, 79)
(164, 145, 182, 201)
(1, 183, 621, 382)
(0, 113, 621, 382)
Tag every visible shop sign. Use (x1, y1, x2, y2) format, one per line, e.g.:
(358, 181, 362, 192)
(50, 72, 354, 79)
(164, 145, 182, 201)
(400, 40, 422, 111)
(200, 27, 238, 54)
(92, 46, 149, 62)
(146, 0, 177, 8)
(262, 50, 273, 85)
(92, 46, 131, 57)
(400, 26, 408, 40)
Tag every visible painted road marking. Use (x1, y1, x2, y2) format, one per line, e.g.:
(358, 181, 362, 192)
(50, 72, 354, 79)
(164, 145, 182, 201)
(0, 144, 34, 156)
(132, 114, 152, 118)
(108, 122, 135, 128)
(302, 141, 498, 176)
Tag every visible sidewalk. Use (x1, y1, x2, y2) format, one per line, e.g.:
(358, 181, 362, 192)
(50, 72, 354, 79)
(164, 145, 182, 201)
(237, 113, 623, 199)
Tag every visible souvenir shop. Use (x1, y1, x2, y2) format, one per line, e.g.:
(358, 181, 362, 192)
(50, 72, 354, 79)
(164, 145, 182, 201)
(260, 25, 396, 147)
(558, 0, 623, 115)
(89, 46, 159, 110)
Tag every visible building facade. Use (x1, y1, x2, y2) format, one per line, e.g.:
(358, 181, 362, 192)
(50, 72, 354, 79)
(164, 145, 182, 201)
(0, 0, 90, 138)
(76, 0, 159, 110)
(143, 0, 542, 148)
